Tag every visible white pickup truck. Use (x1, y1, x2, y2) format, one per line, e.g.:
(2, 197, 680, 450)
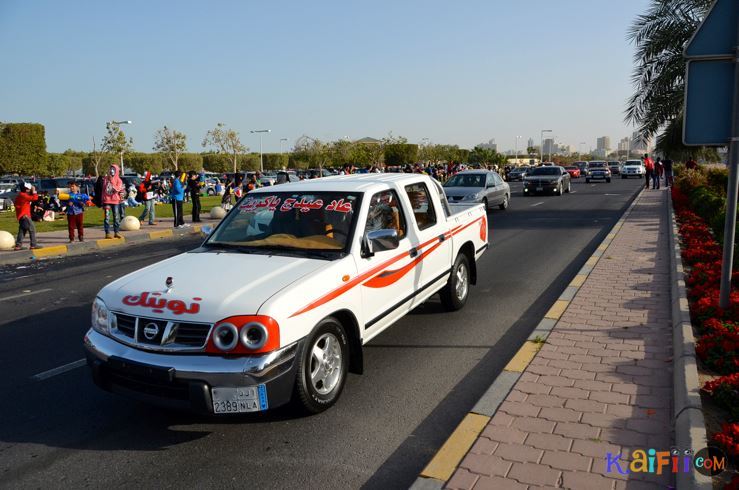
(85, 173, 488, 414)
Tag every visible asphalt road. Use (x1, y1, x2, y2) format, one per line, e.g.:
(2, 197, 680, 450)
(0, 176, 644, 489)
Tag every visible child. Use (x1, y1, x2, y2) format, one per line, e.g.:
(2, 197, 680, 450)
(14, 182, 41, 250)
(62, 181, 90, 242)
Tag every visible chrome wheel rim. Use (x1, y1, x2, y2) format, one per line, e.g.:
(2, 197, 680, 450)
(455, 263, 469, 301)
(502, 195, 508, 208)
(310, 333, 342, 395)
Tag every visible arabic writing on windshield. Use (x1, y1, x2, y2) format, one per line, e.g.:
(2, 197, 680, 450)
(210, 192, 359, 252)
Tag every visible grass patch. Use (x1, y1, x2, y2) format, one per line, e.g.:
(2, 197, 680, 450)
(0, 196, 224, 234)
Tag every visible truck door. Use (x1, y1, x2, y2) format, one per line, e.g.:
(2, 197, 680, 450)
(359, 189, 417, 337)
(402, 181, 453, 308)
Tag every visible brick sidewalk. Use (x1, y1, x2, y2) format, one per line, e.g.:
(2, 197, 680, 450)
(448, 188, 673, 489)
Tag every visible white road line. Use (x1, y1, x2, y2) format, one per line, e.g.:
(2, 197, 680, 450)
(31, 359, 87, 381)
(604, 193, 620, 196)
(530, 202, 544, 207)
(570, 191, 577, 193)
(0, 288, 53, 302)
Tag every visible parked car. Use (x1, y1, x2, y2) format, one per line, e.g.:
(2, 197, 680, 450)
(85, 173, 488, 414)
(0, 182, 18, 210)
(443, 170, 510, 210)
(585, 161, 611, 183)
(204, 177, 223, 196)
(523, 166, 571, 195)
(37, 177, 73, 195)
(275, 171, 300, 185)
(564, 166, 581, 179)
(608, 161, 621, 175)
(621, 160, 646, 179)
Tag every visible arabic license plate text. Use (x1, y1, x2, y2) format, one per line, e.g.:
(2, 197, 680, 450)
(212, 385, 268, 413)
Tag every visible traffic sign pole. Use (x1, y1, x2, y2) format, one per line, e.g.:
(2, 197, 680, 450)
(719, 39, 739, 309)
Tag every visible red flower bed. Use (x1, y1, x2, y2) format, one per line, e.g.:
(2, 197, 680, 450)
(713, 423, 739, 458)
(703, 373, 739, 419)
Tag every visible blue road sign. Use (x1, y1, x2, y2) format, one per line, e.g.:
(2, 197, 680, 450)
(683, 59, 735, 146)
(684, 0, 738, 59)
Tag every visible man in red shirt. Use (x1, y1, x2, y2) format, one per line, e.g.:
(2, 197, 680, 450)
(14, 182, 42, 250)
(643, 153, 654, 189)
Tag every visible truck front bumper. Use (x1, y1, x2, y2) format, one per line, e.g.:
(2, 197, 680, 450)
(84, 329, 300, 414)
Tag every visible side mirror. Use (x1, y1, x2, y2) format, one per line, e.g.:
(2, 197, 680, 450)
(362, 229, 399, 257)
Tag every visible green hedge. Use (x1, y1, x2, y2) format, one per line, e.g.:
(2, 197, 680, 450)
(0, 122, 47, 175)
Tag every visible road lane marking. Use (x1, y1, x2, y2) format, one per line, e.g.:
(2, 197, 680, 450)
(530, 202, 544, 207)
(31, 358, 86, 381)
(420, 413, 490, 481)
(604, 193, 620, 196)
(0, 288, 53, 302)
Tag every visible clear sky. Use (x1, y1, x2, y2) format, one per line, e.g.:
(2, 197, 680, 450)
(0, 0, 650, 154)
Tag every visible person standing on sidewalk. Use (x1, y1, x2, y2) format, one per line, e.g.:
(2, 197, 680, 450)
(663, 157, 674, 187)
(170, 171, 186, 228)
(643, 153, 654, 189)
(62, 181, 90, 242)
(187, 170, 202, 223)
(102, 164, 125, 239)
(13, 183, 41, 250)
(653, 157, 662, 190)
(138, 171, 157, 225)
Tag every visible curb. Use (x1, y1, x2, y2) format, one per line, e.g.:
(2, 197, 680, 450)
(0, 225, 206, 266)
(411, 188, 645, 489)
(667, 191, 712, 490)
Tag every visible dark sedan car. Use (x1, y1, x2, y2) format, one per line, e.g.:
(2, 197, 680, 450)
(506, 167, 529, 181)
(523, 166, 571, 196)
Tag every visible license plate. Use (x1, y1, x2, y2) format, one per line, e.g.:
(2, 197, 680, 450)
(212, 385, 268, 413)
(536, 186, 543, 191)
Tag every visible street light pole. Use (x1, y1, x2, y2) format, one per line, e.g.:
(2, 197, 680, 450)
(540, 129, 552, 165)
(280, 138, 288, 170)
(250, 129, 271, 172)
(109, 120, 132, 174)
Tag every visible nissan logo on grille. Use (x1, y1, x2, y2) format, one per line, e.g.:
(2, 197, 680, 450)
(143, 322, 160, 340)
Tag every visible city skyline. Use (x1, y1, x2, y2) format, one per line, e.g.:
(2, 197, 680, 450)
(1, 0, 651, 153)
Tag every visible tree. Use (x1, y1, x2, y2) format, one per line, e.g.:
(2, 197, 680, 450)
(384, 143, 419, 166)
(293, 136, 332, 171)
(202, 123, 247, 174)
(153, 126, 187, 171)
(526, 146, 538, 155)
(626, 0, 711, 155)
(89, 136, 107, 177)
(0, 123, 47, 175)
(101, 122, 133, 171)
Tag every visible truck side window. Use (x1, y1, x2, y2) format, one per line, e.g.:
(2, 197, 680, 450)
(433, 180, 452, 217)
(365, 190, 406, 239)
(405, 183, 437, 231)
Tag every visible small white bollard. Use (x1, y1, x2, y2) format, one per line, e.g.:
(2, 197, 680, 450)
(210, 206, 227, 219)
(0, 230, 15, 250)
(120, 215, 141, 231)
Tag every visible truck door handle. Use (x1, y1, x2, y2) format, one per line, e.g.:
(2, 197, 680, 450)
(409, 248, 419, 258)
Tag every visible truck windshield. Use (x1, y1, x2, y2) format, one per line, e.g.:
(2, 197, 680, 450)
(206, 192, 360, 253)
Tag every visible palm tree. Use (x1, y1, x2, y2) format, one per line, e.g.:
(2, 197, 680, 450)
(625, 0, 712, 156)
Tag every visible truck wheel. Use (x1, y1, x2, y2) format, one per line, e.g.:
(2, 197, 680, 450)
(293, 317, 349, 414)
(482, 197, 488, 210)
(440, 253, 470, 311)
(622, 175, 626, 179)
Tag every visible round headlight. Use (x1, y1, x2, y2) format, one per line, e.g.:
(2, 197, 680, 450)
(240, 322, 268, 350)
(213, 323, 238, 351)
(91, 298, 110, 334)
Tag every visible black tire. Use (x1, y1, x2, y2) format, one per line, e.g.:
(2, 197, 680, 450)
(440, 253, 471, 311)
(293, 317, 349, 414)
(565, 181, 571, 193)
(622, 175, 626, 179)
(499, 194, 509, 210)
(586, 179, 590, 184)
(482, 197, 488, 211)
(606, 178, 611, 183)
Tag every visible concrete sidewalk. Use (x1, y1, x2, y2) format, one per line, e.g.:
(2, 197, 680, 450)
(1, 213, 221, 265)
(440, 188, 675, 489)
